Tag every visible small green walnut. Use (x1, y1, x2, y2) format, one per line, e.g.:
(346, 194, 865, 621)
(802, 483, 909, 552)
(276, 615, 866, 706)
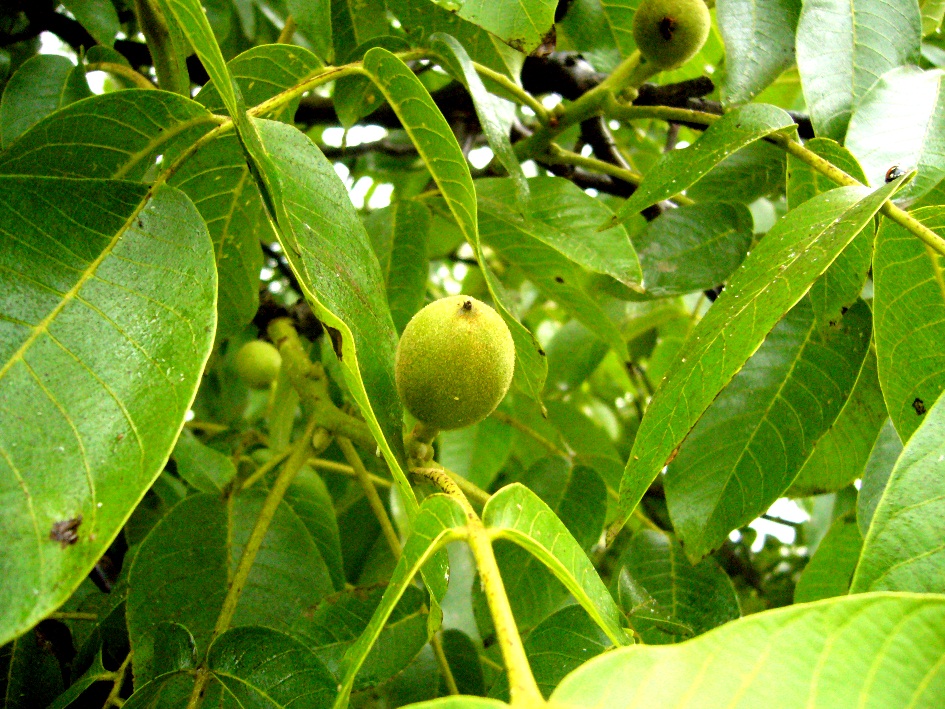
(235, 340, 282, 389)
(396, 295, 515, 431)
(632, 0, 710, 70)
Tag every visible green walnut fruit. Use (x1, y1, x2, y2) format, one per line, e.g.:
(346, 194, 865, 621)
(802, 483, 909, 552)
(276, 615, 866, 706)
(633, 0, 710, 69)
(396, 296, 515, 431)
(235, 340, 282, 389)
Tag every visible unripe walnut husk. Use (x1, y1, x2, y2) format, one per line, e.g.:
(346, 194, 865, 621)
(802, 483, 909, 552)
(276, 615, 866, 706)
(633, 0, 710, 69)
(235, 340, 282, 389)
(396, 296, 515, 431)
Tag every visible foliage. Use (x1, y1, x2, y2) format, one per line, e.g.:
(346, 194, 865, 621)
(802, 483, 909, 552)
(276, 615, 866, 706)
(1, 0, 945, 707)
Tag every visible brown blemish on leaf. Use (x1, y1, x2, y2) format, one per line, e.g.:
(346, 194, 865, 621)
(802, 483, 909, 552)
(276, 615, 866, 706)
(913, 397, 927, 415)
(50, 515, 82, 547)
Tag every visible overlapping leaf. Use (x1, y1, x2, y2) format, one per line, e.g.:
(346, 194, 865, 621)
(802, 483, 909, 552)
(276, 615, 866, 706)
(123, 626, 337, 708)
(429, 0, 556, 53)
(0, 179, 216, 646)
(796, 0, 921, 140)
(717, 0, 802, 105)
(618, 178, 906, 521)
(484, 483, 630, 646)
(794, 514, 862, 602)
(127, 491, 334, 683)
(789, 348, 888, 495)
(852, 388, 945, 593)
(873, 207, 945, 439)
(613, 105, 796, 222)
(846, 66, 945, 204)
(334, 494, 470, 709)
(666, 299, 871, 559)
(550, 593, 945, 707)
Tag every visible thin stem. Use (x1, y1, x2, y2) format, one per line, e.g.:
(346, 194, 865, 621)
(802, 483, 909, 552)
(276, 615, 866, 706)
(85, 61, 156, 89)
(338, 436, 402, 559)
(431, 632, 460, 695)
(103, 652, 132, 708)
(471, 61, 550, 123)
(238, 447, 292, 491)
(277, 15, 297, 44)
(413, 464, 490, 507)
(49, 611, 98, 621)
(184, 420, 228, 435)
(309, 457, 392, 487)
(490, 410, 568, 458)
(187, 418, 318, 709)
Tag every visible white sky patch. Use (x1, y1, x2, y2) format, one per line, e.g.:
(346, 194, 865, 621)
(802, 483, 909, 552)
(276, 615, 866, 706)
(522, 160, 538, 177)
(468, 146, 494, 169)
(349, 176, 373, 209)
(368, 183, 394, 210)
(542, 94, 562, 110)
(581, 144, 593, 157)
(747, 498, 811, 551)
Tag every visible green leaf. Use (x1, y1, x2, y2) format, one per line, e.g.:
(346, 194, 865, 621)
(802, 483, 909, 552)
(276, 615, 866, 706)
(617, 530, 740, 644)
(550, 593, 945, 707)
(403, 699, 508, 708)
(478, 177, 643, 289)
(619, 178, 905, 523)
(479, 459, 609, 635)
(373, 200, 432, 333)
(359, 48, 547, 404)
(633, 202, 753, 296)
(717, 0, 802, 105)
(921, 0, 945, 34)
(789, 347, 888, 496)
(476, 184, 631, 358)
(248, 117, 414, 508)
(0, 179, 215, 646)
(483, 482, 631, 646)
(1, 629, 64, 709)
(171, 431, 236, 493)
(846, 66, 945, 204)
(46, 648, 113, 709)
(388, 0, 524, 76)
(795, 0, 921, 140)
(543, 320, 609, 396)
(0, 90, 218, 179)
(438, 417, 513, 490)
(430, 33, 528, 202)
(124, 626, 338, 708)
(873, 207, 945, 439)
(686, 141, 787, 204)
(303, 585, 430, 690)
(288, 0, 334, 61)
(127, 491, 334, 683)
(0, 54, 90, 149)
(285, 466, 348, 592)
(787, 137, 872, 326)
(209, 626, 338, 705)
(598, 0, 643, 58)
(152, 621, 197, 675)
(856, 420, 903, 536)
(61, 0, 121, 46)
(164, 0, 245, 121)
(613, 105, 796, 223)
(556, 0, 622, 72)
(794, 514, 862, 603)
(334, 494, 469, 709)
(429, 0, 556, 53)
(440, 629, 486, 695)
(666, 298, 872, 559)
(333, 37, 411, 129)
(332, 0, 390, 60)
(489, 604, 613, 700)
(851, 388, 945, 593)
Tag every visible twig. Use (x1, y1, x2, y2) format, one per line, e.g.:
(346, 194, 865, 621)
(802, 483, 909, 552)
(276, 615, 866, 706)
(85, 61, 156, 89)
(338, 437, 402, 559)
(277, 15, 297, 44)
